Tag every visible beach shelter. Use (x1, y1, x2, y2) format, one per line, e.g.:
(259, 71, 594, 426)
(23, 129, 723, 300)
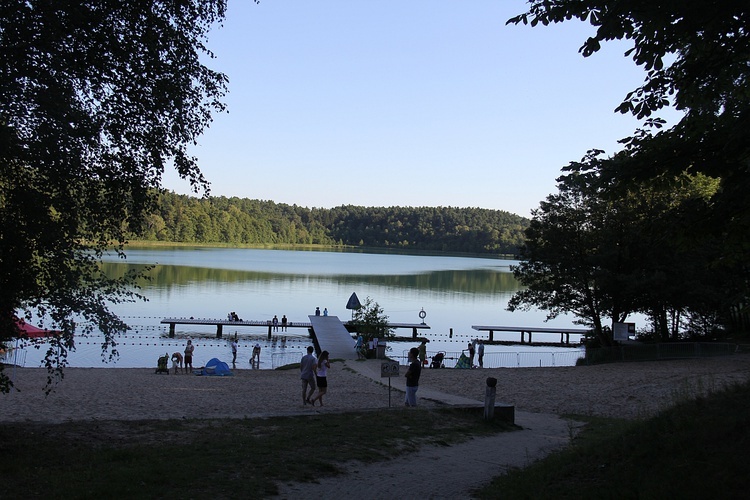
(346, 292, 361, 319)
(197, 357, 233, 376)
(14, 319, 57, 339)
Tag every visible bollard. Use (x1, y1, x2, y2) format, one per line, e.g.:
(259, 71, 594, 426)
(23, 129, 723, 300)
(484, 377, 497, 420)
(449, 328, 453, 338)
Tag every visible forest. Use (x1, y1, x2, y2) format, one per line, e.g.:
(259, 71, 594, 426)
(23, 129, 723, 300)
(131, 191, 529, 256)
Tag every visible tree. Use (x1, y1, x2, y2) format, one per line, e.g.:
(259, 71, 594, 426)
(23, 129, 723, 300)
(508, 1, 750, 334)
(349, 296, 394, 344)
(509, 148, 732, 345)
(0, 1, 236, 392)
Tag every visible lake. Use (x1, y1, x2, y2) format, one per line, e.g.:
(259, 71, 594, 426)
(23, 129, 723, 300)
(8, 247, 585, 369)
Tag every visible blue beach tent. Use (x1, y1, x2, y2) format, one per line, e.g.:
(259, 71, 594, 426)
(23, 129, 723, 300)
(196, 357, 233, 376)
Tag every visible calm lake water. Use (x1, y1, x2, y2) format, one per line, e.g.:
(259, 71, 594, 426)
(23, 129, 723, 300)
(9, 247, 586, 369)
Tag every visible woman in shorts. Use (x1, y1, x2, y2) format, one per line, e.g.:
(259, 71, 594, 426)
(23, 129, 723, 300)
(309, 350, 330, 407)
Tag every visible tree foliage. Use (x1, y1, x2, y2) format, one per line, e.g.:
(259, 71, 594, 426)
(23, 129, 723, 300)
(133, 191, 529, 255)
(349, 296, 394, 342)
(509, 154, 731, 345)
(0, 1, 231, 392)
(507, 1, 750, 339)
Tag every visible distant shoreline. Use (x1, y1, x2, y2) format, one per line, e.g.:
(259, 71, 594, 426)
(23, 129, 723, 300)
(124, 240, 519, 260)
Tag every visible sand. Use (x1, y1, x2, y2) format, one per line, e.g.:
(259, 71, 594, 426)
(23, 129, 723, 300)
(3, 354, 749, 498)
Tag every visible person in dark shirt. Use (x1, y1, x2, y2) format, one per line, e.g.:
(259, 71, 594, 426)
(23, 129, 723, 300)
(404, 347, 421, 407)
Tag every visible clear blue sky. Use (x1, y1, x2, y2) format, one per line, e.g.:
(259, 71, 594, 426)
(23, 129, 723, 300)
(164, 0, 679, 218)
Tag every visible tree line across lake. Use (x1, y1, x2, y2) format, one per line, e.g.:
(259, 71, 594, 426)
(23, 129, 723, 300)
(132, 191, 529, 256)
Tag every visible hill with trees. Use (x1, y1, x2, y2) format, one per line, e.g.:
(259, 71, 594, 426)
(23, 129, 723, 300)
(132, 191, 528, 256)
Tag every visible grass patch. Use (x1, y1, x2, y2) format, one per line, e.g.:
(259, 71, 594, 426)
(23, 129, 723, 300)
(475, 380, 750, 498)
(0, 407, 516, 499)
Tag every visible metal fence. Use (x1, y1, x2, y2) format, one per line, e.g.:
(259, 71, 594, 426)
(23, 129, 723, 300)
(274, 342, 738, 370)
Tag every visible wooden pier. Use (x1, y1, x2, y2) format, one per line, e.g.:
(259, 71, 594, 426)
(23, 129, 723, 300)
(471, 325, 590, 345)
(161, 318, 311, 339)
(308, 315, 356, 360)
(161, 317, 431, 340)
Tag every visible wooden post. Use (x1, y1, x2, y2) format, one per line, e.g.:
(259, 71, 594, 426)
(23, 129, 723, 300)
(267, 324, 272, 340)
(168, 323, 175, 338)
(489, 329, 494, 342)
(412, 327, 418, 339)
(216, 324, 223, 338)
(484, 377, 497, 420)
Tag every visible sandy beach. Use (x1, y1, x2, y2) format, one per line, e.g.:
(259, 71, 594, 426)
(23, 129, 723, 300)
(3, 354, 749, 498)
(4, 353, 749, 422)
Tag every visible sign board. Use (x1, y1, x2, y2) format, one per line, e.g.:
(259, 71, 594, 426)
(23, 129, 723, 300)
(613, 322, 636, 341)
(381, 360, 399, 378)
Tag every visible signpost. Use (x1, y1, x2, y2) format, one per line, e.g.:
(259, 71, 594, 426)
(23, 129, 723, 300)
(381, 360, 399, 407)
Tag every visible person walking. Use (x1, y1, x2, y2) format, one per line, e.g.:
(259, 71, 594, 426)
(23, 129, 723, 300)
(309, 350, 330, 406)
(404, 347, 421, 407)
(231, 338, 238, 365)
(300, 346, 317, 405)
(477, 340, 485, 368)
(354, 334, 365, 359)
(184, 339, 194, 374)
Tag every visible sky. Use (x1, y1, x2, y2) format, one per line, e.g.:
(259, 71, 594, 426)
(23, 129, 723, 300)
(164, 0, 680, 218)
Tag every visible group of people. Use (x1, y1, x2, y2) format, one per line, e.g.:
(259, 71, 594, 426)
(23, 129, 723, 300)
(300, 346, 331, 406)
(465, 339, 485, 368)
(271, 314, 288, 332)
(169, 339, 195, 374)
(230, 338, 262, 366)
(227, 311, 242, 322)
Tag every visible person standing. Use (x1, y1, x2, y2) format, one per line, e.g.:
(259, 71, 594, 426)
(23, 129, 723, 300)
(231, 338, 238, 365)
(418, 339, 427, 366)
(300, 346, 317, 405)
(309, 350, 330, 406)
(477, 340, 485, 368)
(315, 307, 321, 316)
(184, 339, 194, 374)
(281, 314, 288, 332)
(272, 315, 279, 332)
(354, 334, 365, 359)
(323, 307, 328, 316)
(404, 347, 421, 407)
(468, 342, 476, 368)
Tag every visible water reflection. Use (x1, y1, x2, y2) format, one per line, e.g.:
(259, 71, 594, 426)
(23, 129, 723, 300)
(12, 248, 586, 369)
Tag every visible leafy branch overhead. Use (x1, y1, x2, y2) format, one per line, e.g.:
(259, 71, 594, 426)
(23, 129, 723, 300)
(507, 1, 750, 342)
(0, 1, 231, 392)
